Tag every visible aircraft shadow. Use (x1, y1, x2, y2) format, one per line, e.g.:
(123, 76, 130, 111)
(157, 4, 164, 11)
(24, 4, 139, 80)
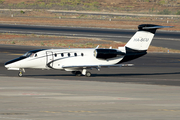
(25, 71, 180, 77)
(93, 72, 180, 77)
(24, 72, 180, 86)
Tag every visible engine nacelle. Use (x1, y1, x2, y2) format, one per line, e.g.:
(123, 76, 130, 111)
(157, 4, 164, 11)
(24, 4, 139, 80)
(94, 49, 125, 60)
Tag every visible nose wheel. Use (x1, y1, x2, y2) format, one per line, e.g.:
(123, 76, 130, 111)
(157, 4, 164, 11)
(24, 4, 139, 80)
(18, 71, 23, 77)
(18, 68, 25, 77)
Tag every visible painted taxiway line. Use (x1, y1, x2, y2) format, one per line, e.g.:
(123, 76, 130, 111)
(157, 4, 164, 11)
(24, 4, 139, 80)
(8, 54, 23, 56)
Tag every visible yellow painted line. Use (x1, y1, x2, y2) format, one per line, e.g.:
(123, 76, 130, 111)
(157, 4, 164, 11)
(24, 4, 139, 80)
(0, 52, 10, 53)
(65, 110, 97, 113)
(40, 110, 97, 113)
(8, 54, 23, 56)
(159, 109, 180, 112)
(40, 111, 60, 113)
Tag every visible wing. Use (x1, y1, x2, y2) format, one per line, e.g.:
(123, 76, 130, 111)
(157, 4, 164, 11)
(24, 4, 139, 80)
(62, 64, 134, 69)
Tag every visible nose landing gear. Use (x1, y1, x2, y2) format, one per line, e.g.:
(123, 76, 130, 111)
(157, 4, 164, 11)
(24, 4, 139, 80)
(18, 68, 25, 77)
(18, 71, 23, 77)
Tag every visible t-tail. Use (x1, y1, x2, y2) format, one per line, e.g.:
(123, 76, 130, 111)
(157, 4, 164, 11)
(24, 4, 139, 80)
(120, 24, 173, 63)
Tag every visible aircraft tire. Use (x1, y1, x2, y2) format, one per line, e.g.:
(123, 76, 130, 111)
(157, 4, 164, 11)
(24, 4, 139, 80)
(86, 71, 91, 77)
(18, 72, 23, 77)
(71, 71, 76, 74)
(75, 71, 81, 76)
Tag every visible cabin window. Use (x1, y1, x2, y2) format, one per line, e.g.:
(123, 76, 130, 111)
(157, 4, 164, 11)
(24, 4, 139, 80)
(68, 53, 70, 57)
(81, 53, 84, 56)
(54, 53, 57, 57)
(35, 54, 37, 57)
(61, 53, 64, 57)
(74, 53, 77, 56)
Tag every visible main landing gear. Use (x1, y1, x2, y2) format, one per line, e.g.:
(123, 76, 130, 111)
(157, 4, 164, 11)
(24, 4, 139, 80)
(72, 70, 92, 77)
(72, 71, 81, 76)
(85, 71, 91, 77)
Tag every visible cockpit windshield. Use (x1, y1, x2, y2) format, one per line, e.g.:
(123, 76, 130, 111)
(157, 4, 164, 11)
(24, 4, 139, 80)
(22, 52, 33, 57)
(21, 49, 46, 57)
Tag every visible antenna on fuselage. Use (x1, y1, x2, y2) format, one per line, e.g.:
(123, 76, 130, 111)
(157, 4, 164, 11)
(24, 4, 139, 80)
(96, 45, 99, 49)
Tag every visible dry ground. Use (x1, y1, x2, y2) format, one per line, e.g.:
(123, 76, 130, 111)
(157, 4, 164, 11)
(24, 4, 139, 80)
(0, 2, 179, 53)
(0, 33, 180, 53)
(2, 0, 180, 14)
(0, 15, 179, 31)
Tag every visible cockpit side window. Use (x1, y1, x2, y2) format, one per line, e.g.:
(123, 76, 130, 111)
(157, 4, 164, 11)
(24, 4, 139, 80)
(22, 52, 32, 57)
(22, 52, 35, 57)
(22, 49, 45, 58)
(30, 53, 34, 57)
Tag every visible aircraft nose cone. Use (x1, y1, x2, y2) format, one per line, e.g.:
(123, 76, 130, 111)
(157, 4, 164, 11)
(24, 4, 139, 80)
(5, 62, 11, 68)
(5, 62, 13, 68)
(4, 56, 26, 68)
(4, 60, 8, 65)
(5, 64, 8, 68)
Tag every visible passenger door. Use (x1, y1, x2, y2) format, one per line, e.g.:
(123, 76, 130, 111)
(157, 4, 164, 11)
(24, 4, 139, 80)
(46, 51, 53, 68)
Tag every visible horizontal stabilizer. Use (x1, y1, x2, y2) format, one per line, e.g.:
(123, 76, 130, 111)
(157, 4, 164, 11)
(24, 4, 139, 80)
(138, 24, 174, 30)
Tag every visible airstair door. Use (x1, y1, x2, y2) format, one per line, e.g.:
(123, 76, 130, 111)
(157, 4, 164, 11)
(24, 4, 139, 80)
(46, 51, 53, 68)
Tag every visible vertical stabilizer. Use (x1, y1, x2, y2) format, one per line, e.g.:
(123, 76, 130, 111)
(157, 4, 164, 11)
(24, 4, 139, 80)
(125, 24, 173, 51)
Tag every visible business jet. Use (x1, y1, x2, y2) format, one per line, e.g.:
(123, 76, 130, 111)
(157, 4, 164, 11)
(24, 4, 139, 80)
(5, 24, 172, 77)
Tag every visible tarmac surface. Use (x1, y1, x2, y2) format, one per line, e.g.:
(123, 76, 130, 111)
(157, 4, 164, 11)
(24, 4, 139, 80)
(1, 45, 180, 120)
(0, 30, 180, 119)
(0, 76, 180, 120)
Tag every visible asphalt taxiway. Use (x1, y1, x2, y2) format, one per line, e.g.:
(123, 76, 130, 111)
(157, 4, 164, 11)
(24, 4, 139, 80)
(1, 43, 180, 120)
(0, 76, 180, 120)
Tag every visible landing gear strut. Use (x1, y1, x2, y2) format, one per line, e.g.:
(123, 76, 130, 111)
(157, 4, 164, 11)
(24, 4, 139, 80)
(82, 69, 91, 77)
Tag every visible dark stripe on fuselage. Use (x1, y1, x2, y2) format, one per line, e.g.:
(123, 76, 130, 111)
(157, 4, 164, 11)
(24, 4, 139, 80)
(46, 54, 83, 69)
(5, 56, 27, 65)
(118, 47, 147, 63)
(5, 49, 46, 66)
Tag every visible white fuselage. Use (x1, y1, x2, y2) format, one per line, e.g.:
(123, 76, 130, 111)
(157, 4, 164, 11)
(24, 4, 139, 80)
(5, 48, 125, 71)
